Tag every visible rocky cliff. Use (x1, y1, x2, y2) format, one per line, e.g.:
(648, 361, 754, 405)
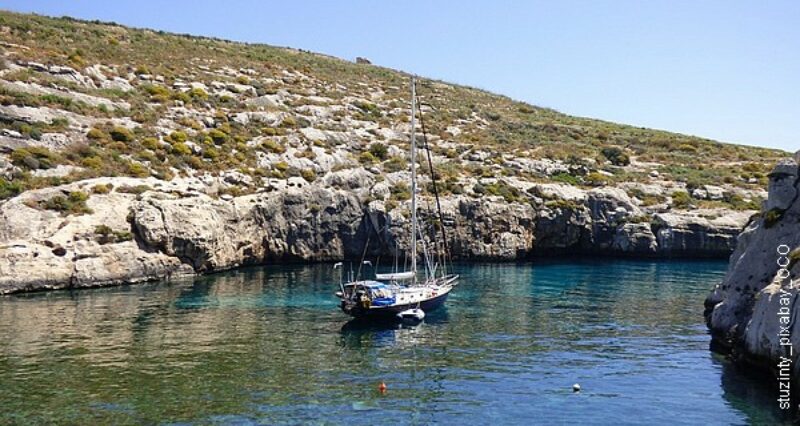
(705, 153, 800, 393)
(0, 171, 753, 294)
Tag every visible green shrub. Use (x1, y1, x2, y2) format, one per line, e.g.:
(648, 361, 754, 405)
(107, 141, 127, 152)
(185, 156, 204, 169)
(86, 128, 106, 140)
(482, 181, 523, 203)
(94, 225, 133, 244)
(359, 152, 378, 164)
(91, 183, 112, 194)
(789, 248, 800, 269)
(95, 224, 112, 236)
(353, 101, 381, 120)
(169, 131, 187, 143)
(671, 191, 692, 209)
(300, 168, 317, 182)
(116, 185, 151, 194)
(203, 147, 219, 160)
(633, 215, 654, 224)
(189, 87, 208, 100)
(208, 129, 228, 144)
(280, 116, 297, 128)
(0, 178, 23, 200)
(726, 194, 760, 211)
(141, 137, 160, 150)
(127, 162, 149, 177)
(390, 182, 411, 201)
(261, 139, 285, 153)
(136, 150, 157, 163)
(81, 156, 104, 170)
(40, 191, 92, 216)
(274, 161, 289, 172)
(29, 128, 42, 140)
(11, 147, 57, 170)
(764, 208, 785, 228)
(171, 91, 191, 104)
(369, 143, 388, 160)
(601, 146, 630, 166)
(109, 126, 134, 142)
(171, 142, 192, 155)
(383, 155, 407, 173)
(141, 84, 170, 101)
(551, 172, 580, 185)
(584, 172, 607, 186)
(545, 199, 581, 210)
(114, 231, 133, 242)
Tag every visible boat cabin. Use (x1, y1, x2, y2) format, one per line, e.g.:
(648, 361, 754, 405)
(342, 281, 397, 306)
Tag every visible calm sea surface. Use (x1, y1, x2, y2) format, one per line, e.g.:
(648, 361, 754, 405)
(0, 260, 787, 425)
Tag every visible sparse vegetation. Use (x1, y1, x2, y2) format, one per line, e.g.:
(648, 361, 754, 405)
(39, 191, 92, 215)
(764, 208, 785, 228)
(0, 178, 23, 200)
(359, 152, 378, 165)
(300, 168, 317, 182)
(671, 191, 692, 209)
(545, 199, 581, 210)
(368, 143, 388, 161)
(390, 182, 411, 201)
(551, 172, 580, 186)
(473, 180, 524, 203)
(0, 10, 787, 213)
(116, 185, 151, 195)
(601, 147, 630, 166)
(94, 224, 133, 244)
(91, 183, 112, 194)
(383, 156, 407, 173)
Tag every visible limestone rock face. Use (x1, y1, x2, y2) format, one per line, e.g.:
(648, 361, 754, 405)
(132, 188, 369, 270)
(133, 194, 244, 271)
(452, 198, 536, 259)
(705, 157, 800, 378)
(0, 173, 755, 294)
(765, 158, 798, 211)
(652, 211, 748, 257)
(613, 223, 658, 254)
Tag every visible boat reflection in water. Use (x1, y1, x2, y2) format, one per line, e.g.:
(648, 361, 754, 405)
(339, 308, 450, 349)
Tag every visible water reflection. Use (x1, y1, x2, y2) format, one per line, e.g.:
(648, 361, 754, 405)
(0, 259, 786, 424)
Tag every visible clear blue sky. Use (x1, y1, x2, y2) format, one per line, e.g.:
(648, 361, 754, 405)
(2, 1, 797, 152)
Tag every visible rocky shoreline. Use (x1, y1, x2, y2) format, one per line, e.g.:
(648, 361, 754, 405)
(705, 153, 800, 405)
(0, 169, 752, 295)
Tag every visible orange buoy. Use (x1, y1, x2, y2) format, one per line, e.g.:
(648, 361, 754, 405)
(378, 381, 387, 394)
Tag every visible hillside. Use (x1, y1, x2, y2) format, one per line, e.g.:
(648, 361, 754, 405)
(0, 11, 792, 293)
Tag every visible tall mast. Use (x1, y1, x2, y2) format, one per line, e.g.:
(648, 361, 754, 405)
(410, 76, 418, 284)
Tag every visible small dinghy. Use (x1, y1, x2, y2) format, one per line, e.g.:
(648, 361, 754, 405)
(397, 308, 425, 322)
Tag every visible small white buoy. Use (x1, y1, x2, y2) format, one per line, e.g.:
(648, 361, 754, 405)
(572, 383, 581, 392)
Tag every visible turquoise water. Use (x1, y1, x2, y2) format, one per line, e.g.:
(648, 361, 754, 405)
(0, 259, 786, 425)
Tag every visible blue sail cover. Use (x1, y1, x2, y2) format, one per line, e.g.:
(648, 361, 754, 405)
(363, 281, 396, 306)
(370, 297, 396, 306)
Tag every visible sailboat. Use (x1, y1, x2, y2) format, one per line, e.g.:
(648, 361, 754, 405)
(335, 77, 458, 321)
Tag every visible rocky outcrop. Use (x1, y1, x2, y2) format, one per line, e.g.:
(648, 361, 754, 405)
(705, 155, 800, 388)
(0, 173, 755, 295)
